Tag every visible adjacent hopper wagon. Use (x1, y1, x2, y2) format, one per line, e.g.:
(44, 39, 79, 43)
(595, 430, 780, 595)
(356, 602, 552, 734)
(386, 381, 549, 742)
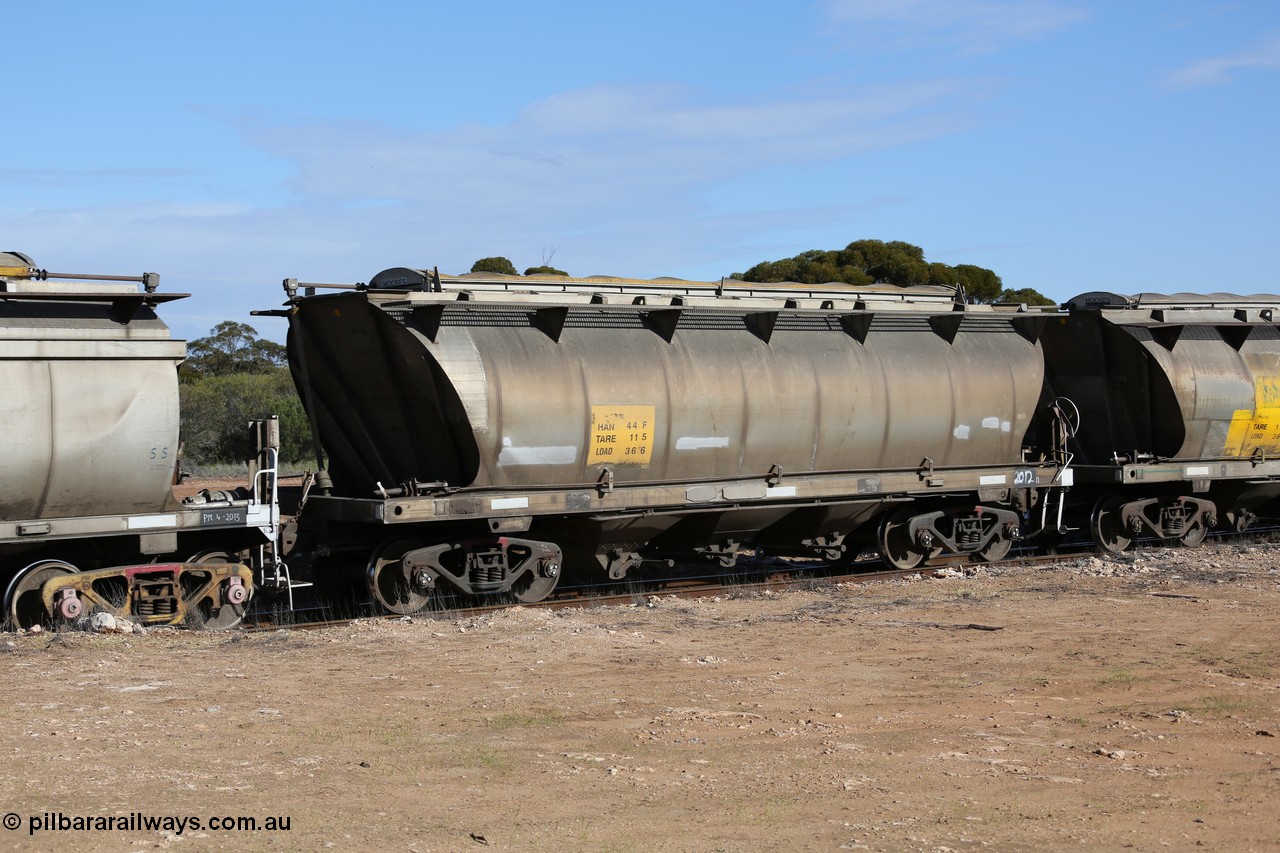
(0, 253, 280, 629)
(1042, 291, 1280, 549)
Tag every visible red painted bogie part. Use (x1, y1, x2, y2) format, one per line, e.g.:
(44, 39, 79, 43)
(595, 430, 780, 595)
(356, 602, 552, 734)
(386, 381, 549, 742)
(37, 561, 253, 627)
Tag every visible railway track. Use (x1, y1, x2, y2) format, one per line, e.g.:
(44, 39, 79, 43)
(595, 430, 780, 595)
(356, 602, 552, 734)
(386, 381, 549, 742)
(7, 525, 1263, 635)
(240, 520, 1280, 633)
(237, 544, 1113, 632)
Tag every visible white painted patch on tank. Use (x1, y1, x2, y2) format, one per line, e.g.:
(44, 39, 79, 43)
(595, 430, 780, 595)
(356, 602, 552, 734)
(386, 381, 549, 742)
(1001, 421, 1012, 432)
(127, 514, 179, 530)
(497, 437, 577, 466)
(676, 436, 730, 450)
(491, 496, 529, 510)
(953, 425, 971, 440)
(982, 416, 1000, 429)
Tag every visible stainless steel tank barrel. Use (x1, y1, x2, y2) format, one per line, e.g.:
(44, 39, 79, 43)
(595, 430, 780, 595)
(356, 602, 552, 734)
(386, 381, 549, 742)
(288, 273, 1048, 497)
(0, 254, 184, 522)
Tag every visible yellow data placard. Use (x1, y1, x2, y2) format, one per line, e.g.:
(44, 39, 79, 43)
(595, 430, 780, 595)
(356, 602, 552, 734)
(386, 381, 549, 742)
(1224, 374, 1280, 456)
(1225, 407, 1280, 456)
(589, 405, 656, 466)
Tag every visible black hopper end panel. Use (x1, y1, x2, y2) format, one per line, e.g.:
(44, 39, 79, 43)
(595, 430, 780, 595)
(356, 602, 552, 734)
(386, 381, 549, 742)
(290, 293, 480, 494)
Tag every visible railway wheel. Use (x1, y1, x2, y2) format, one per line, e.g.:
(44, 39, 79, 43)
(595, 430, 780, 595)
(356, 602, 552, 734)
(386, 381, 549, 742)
(367, 538, 433, 615)
(975, 532, 1012, 563)
(1090, 495, 1132, 553)
(4, 560, 78, 630)
(188, 550, 249, 630)
(1178, 522, 1208, 548)
(824, 545, 866, 571)
(510, 550, 561, 604)
(877, 510, 926, 570)
(1227, 509, 1256, 534)
(1035, 529, 1065, 555)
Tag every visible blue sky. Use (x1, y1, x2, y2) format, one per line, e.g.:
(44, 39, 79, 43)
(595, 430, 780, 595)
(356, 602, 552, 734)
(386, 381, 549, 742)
(5, 1, 1279, 341)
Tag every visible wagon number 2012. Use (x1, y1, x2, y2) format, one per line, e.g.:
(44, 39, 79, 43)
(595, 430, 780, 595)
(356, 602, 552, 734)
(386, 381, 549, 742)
(1013, 468, 1037, 486)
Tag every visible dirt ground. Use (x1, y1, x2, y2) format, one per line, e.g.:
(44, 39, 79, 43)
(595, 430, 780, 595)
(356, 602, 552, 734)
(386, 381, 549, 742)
(1, 542, 1277, 852)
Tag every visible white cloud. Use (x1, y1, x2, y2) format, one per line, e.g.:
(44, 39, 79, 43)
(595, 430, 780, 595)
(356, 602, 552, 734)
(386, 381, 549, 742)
(0, 167, 200, 189)
(825, 0, 1087, 53)
(0, 190, 885, 343)
(1164, 31, 1280, 88)
(2, 79, 984, 337)
(247, 81, 970, 218)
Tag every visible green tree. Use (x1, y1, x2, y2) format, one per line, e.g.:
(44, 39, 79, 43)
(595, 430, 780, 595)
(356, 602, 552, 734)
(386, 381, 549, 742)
(180, 371, 312, 467)
(524, 265, 568, 276)
(731, 239, 1049, 304)
(734, 251, 871, 286)
(839, 239, 930, 286)
(926, 262, 961, 288)
(178, 322, 311, 467)
(997, 287, 1057, 306)
(470, 257, 518, 275)
(735, 239, 931, 287)
(953, 264, 1003, 303)
(183, 321, 286, 379)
